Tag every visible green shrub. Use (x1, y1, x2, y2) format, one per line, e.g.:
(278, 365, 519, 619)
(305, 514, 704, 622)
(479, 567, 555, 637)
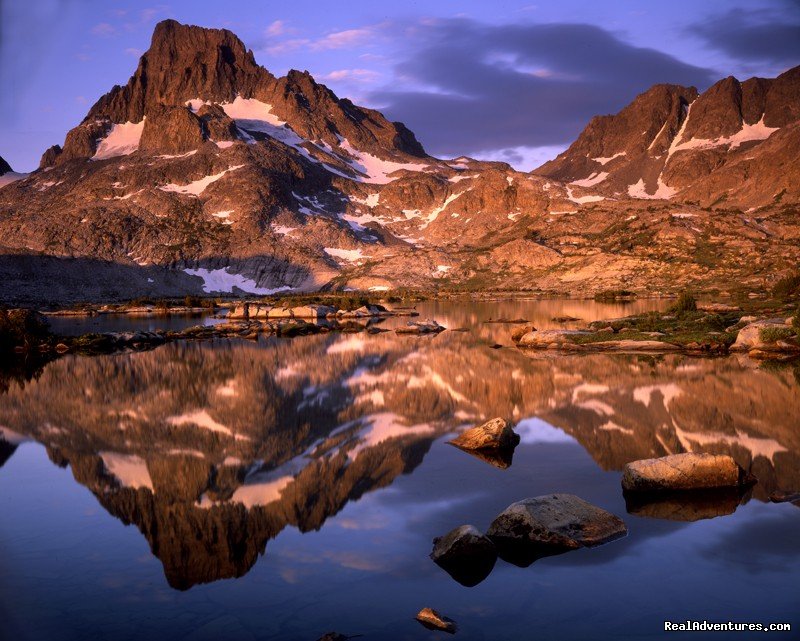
(670, 291, 697, 314)
(759, 326, 795, 343)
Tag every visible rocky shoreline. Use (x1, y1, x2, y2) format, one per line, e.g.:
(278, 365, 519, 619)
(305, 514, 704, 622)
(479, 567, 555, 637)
(512, 302, 800, 359)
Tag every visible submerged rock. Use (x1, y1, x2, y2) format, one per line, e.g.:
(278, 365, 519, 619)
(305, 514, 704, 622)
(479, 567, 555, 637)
(415, 608, 457, 634)
(431, 524, 497, 587)
(622, 453, 752, 492)
(486, 494, 627, 567)
(449, 417, 519, 451)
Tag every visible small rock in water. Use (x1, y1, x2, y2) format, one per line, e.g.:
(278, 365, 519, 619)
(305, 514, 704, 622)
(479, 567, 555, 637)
(416, 608, 457, 634)
(622, 453, 753, 492)
(486, 494, 627, 567)
(510, 324, 537, 342)
(449, 418, 520, 451)
(395, 319, 445, 334)
(431, 525, 497, 587)
(315, 633, 349, 641)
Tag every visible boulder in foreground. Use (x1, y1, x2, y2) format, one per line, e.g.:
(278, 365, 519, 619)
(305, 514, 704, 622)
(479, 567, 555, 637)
(621, 453, 752, 492)
(486, 494, 627, 566)
(431, 524, 497, 587)
(415, 608, 457, 634)
(449, 417, 520, 451)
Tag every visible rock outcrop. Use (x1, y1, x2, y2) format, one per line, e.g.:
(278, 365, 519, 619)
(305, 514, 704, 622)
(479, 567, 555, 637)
(486, 494, 627, 566)
(430, 524, 497, 587)
(0, 155, 11, 175)
(621, 453, 751, 492)
(449, 417, 519, 451)
(415, 608, 457, 634)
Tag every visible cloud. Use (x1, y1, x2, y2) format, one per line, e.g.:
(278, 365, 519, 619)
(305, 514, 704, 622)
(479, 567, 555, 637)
(687, 5, 800, 68)
(124, 47, 143, 57)
(265, 20, 291, 37)
(321, 68, 380, 84)
(263, 38, 310, 56)
(370, 18, 717, 162)
(478, 144, 568, 171)
(310, 24, 384, 51)
(91, 22, 117, 37)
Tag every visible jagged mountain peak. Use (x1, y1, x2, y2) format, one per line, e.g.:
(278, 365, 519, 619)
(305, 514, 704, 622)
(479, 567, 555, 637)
(535, 64, 800, 205)
(0, 155, 11, 175)
(42, 19, 426, 168)
(86, 19, 270, 124)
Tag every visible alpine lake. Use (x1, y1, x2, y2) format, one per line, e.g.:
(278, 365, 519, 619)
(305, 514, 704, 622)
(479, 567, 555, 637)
(1, 298, 797, 641)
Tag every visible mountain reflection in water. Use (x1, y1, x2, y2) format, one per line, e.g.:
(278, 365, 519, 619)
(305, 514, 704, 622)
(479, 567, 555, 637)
(0, 309, 797, 594)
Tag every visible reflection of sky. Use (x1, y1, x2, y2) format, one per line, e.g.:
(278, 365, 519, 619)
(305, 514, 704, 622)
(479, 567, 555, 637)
(2, 428, 797, 641)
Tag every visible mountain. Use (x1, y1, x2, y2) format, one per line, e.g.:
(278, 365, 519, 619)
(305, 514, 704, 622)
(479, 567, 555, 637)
(537, 68, 800, 208)
(0, 19, 798, 304)
(0, 156, 11, 175)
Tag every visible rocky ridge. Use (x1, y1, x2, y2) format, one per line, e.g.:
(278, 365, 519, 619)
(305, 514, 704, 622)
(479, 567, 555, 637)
(0, 20, 799, 303)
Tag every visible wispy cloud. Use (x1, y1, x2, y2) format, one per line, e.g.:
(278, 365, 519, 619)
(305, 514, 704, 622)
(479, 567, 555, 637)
(265, 20, 292, 37)
(91, 23, 117, 37)
(321, 68, 380, 83)
(310, 26, 380, 50)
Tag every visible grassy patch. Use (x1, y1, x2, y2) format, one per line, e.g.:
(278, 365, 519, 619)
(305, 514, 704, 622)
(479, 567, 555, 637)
(772, 272, 800, 301)
(759, 326, 796, 343)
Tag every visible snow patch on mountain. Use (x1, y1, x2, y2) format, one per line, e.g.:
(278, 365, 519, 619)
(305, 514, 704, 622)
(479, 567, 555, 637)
(324, 247, 368, 262)
(566, 186, 605, 204)
(592, 151, 626, 165)
(0, 172, 29, 188)
(337, 139, 428, 184)
(160, 165, 245, 195)
(627, 176, 676, 200)
(93, 120, 145, 160)
(570, 172, 609, 187)
(184, 266, 294, 294)
(669, 116, 779, 154)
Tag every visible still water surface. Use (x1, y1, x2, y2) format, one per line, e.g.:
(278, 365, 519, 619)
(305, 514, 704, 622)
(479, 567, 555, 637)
(1, 299, 797, 641)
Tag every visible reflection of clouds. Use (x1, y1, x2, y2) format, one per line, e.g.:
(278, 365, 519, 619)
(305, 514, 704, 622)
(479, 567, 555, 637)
(698, 501, 800, 574)
(334, 513, 390, 531)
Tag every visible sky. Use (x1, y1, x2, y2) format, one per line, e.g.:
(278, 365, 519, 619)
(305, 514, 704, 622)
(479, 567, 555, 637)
(1, 0, 799, 172)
